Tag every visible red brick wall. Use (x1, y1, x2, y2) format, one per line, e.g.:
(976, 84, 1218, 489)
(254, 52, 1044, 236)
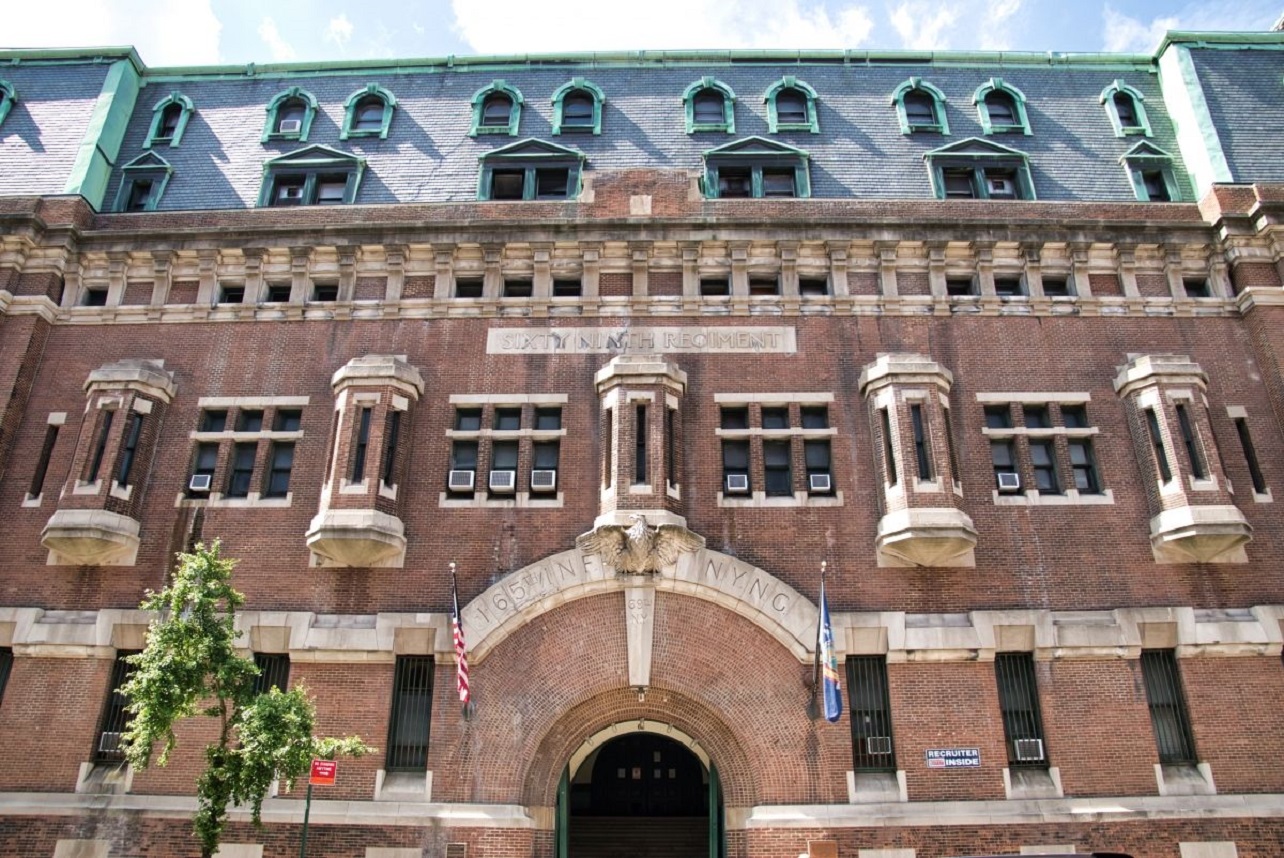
(1182, 655, 1284, 793)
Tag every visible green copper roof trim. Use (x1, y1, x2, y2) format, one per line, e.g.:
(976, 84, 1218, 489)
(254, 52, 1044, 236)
(62, 58, 141, 211)
(0, 79, 16, 128)
(1156, 30, 1284, 53)
(1157, 42, 1232, 199)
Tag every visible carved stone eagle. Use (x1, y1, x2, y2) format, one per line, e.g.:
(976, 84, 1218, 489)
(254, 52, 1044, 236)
(576, 515, 705, 576)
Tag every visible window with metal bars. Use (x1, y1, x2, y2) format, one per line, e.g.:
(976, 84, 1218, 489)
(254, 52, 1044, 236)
(0, 648, 12, 707)
(386, 656, 434, 772)
(995, 653, 1048, 767)
(94, 652, 139, 764)
(253, 653, 290, 695)
(1140, 649, 1197, 765)
(846, 656, 896, 772)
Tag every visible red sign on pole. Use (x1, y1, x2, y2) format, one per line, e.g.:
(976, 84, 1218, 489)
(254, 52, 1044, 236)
(309, 759, 337, 786)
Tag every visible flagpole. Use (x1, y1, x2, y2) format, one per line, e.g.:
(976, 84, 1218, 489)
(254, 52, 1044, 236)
(807, 560, 826, 720)
(450, 562, 474, 721)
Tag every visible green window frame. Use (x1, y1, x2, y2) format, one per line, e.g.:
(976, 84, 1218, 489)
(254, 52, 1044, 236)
(973, 78, 1032, 136)
(470, 80, 524, 137)
(1120, 142, 1181, 202)
(0, 79, 14, 128)
(261, 86, 319, 143)
(1100, 80, 1152, 138)
(341, 84, 397, 140)
(890, 77, 949, 135)
(551, 78, 605, 136)
(256, 145, 366, 207)
(477, 138, 585, 201)
(683, 77, 736, 134)
(702, 136, 811, 199)
(144, 91, 194, 148)
(112, 152, 173, 212)
(924, 138, 1036, 200)
(764, 76, 819, 134)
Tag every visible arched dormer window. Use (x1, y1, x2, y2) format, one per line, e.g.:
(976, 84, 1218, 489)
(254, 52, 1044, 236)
(973, 78, 1031, 136)
(341, 84, 397, 140)
(683, 77, 736, 134)
(764, 77, 819, 134)
(144, 92, 194, 148)
(552, 78, 605, 135)
(891, 78, 949, 135)
(0, 79, 18, 128)
(470, 80, 524, 137)
(262, 87, 319, 143)
(1100, 80, 1152, 138)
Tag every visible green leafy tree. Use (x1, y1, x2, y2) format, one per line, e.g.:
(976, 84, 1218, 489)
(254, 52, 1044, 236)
(121, 542, 371, 858)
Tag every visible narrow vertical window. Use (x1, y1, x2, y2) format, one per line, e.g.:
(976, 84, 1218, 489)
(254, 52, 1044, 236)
(253, 653, 291, 695)
(1068, 439, 1101, 494)
(763, 440, 792, 496)
(910, 403, 932, 481)
(532, 441, 560, 492)
(1234, 417, 1267, 494)
(189, 442, 219, 495)
(264, 442, 294, 498)
(1144, 408, 1172, 483)
(995, 653, 1047, 767)
(666, 407, 676, 486)
(1029, 440, 1059, 494)
(804, 440, 832, 492)
(352, 407, 372, 483)
(88, 410, 114, 482)
(0, 648, 13, 708)
(991, 439, 1016, 488)
(449, 441, 478, 492)
(1141, 649, 1196, 765)
(634, 404, 648, 485)
(942, 407, 960, 483)
(226, 442, 257, 498)
(1174, 404, 1206, 479)
(94, 652, 139, 763)
(115, 413, 144, 487)
(847, 656, 896, 772)
(29, 424, 59, 498)
(722, 440, 750, 493)
(381, 410, 402, 485)
(879, 408, 898, 485)
(603, 409, 613, 489)
(386, 655, 433, 772)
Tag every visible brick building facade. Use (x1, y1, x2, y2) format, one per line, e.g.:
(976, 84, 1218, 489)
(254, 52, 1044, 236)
(1, 29, 1284, 858)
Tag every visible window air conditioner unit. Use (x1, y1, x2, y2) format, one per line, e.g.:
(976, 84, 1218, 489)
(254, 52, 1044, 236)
(530, 469, 557, 491)
(987, 176, 1015, 196)
(865, 736, 893, 755)
(98, 732, 122, 754)
(489, 470, 516, 492)
(278, 185, 303, 200)
(724, 473, 749, 494)
(188, 473, 212, 492)
(448, 469, 475, 491)
(1014, 738, 1045, 762)
(996, 471, 1021, 492)
(278, 119, 303, 134)
(808, 473, 832, 493)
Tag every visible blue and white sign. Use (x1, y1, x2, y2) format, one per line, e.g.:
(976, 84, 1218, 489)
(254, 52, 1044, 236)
(925, 748, 981, 768)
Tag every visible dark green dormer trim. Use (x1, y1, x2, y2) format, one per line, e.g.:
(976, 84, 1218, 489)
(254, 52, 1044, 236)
(683, 77, 736, 134)
(262, 86, 319, 144)
(477, 138, 585, 200)
(890, 77, 949, 135)
(256, 144, 366, 207)
(144, 91, 194, 148)
(923, 137, 1036, 200)
(1100, 80, 1152, 138)
(972, 78, 1031, 136)
(341, 83, 397, 140)
(551, 78, 605, 136)
(764, 76, 819, 134)
(702, 136, 811, 199)
(113, 151, 173, 212)
(0, 79, 15, 128)
(470, 80, 524, 137)
(1119, 141, 1181, 201)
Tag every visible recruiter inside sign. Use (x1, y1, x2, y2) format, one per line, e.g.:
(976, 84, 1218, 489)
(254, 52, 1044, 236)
(925, 748, 981, 768)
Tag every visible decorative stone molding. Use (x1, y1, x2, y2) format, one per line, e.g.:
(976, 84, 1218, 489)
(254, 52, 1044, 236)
(83, 358, 176, 403)
(874, 507, 977, 568)
(330, 353, 425, 399)
(306, 508, 407, 568)
(40, 509, 140, 566)
(1150, 504, 1253, 563)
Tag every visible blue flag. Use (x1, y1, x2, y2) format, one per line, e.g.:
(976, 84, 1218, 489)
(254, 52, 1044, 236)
(819, 579, 842, 723)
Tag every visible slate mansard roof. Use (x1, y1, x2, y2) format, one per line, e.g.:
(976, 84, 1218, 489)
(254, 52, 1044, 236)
(2, 32, 1283, 211)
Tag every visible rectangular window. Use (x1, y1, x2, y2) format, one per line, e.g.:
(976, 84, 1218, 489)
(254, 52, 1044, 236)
(1068, 439, 1100, 494)
(946, 277, 974, 297)
(455, 408, 482, 432)
(226, 442, 257, 498)
(879, 408, 898, 485)
(717, 167, 751, 198)
(218, 285, 245, 305)
(763, 440, 792, 496)
(253, 653, 290, 695)
(1141, 649, 1197, 765)
(29, 424, 60, 498)
(984, 168, 1018, 199)
(0, 648, 13, 708)
(200, 410, 228, 433)
(799, 277, 829, 297)
(910, 404, 932, 481)
(386, 655, 434, 772)
(82, 288, 109, 307)
(1183, 279, 1211, 299)
(1234, 417, 1267, 494)
(352, 407, 372, 483)
(311, 283, 339, 302)
(634, 404, 648, 485)
(274, 409, 301, 432)
(451, 440, 478, 471)
(995, 653, 1048, 767)
(264, 442, 294, 497)
(534, 168, 570, 200)
(722, 440, 750, 491)
(847, 656, 896, 772)
(993, 277, 1024, 297)
(666, 408, 677, 486)
(94, 652, 139, 764)
(381, 410, 402, 485)
(701, 277, 731, 297)
(491, 441, 518, 488)
(804, 439, 831, 490)
(494, 408, 522, 432)
(749, 277, 780, 296)
(502, 280, 533, 298)
(125, 179, 154, 212)
(1023, 404, 1050, 429)
(943, 168, 976, 199)
(720, 407, 749, 430)
(190, 442, 218, 494)
(1041, 277, 1071, 297)
(991, 439, 1016, 488)
(455, 278, 484, 299)
(1061, 404, 1088, 429)
(533, 441, 560, 472)
(490, 169, 524, 200)
(943, 407, 961, 483)
(761, 169, 796, 198)
(1144, 408, 1173, 483)
(984, 405, 1012, 429)
(800, 406, 828, 429)
(87, 410, 114, 482)
(1174, 404, 1206, 479)
(552, 279, 582, 298)
(603, 409, 614, 489)
(265, 284, 292, 303)
(761, 407, 789, 430)
(1142, 171, 1171, 202)
(237, 410, 264, 433)
(1029, 440, 1059, 493)
(535, 407, 562, 431)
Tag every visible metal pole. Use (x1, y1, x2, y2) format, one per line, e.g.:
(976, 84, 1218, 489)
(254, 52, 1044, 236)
(298, 781, 313, 858)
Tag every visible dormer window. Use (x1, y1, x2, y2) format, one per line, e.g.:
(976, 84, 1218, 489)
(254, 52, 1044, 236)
(277, 100, 306, 133)
(925, 138, 1035, 201)
(341, 84, 397, 140)
(973, 78, 1032, 136)
(470, 80, 524, 137)
(683, 77, 737, 134)
(158, 104, 183, 138)
(985, 92, 1018, 126)
(776, 90, 807, 124)
(113, 152, 173, 213)
(703, 137, 811, 199)
(1120, 141, 1180, 202)
(562, 93, 594, 128)
(478, 139, 585, 201)
(765, 77, 819, 133)
(552, 79, 605, 135)
(353, 98, 384, 131)
(482, 94, 513, 127)
(256, 145, 366, 207)
(262, 87, 319, 143)
(891, 78, 949, 135)
(694, 91, 724, 124)
(1100, 80, 1152, 137)
(144, 92, 194, 148)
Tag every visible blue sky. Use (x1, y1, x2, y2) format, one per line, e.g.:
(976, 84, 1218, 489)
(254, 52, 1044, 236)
(6, 0, 1281, 67)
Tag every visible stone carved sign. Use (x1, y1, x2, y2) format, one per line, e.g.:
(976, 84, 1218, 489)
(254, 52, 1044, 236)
(461, 542, 819, 662)
(486, 326, 797, 355)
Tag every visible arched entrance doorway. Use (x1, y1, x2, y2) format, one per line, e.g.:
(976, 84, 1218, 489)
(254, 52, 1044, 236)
(556, 730, 725, 858)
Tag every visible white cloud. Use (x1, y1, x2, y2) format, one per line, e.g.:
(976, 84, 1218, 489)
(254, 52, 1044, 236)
(258, 16, 297, 62)
(1101, 7, 1178, 53)
(979, 0, 1022, 49)
(4, 0, 221, 66)
(1102, 2, 1279, 54)
(450, 0, 874, 52)
(325, 13, 354, 49)
(889, 1, 960, 50)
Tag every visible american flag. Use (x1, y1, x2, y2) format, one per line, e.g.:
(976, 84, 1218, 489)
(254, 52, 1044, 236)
(451, 566, 471, 705)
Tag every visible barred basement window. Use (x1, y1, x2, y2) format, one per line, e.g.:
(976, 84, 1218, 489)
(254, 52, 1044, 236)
(253, 653, 290, 695)
(264, 443, 294, 498)
(29, 424, 59, 499)
(847, 656, 896, 772)
(1141, 649, 1197, 765)
(87, 410, 114, 482)
(0, 648, 11, 707)
(1233, 417, 1267, 494)
(995, 653, 1048, 767)
(1174, 403, 1206, 479)
(94, 652, 139, 764)
(226, 442, 257, 498)
(386, 655, 433, 772)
